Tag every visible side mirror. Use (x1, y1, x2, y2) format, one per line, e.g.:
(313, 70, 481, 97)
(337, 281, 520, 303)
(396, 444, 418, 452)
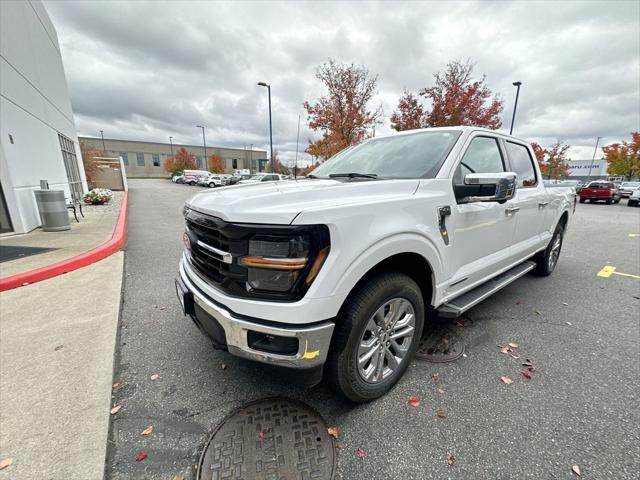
(461, 172, 517, 203)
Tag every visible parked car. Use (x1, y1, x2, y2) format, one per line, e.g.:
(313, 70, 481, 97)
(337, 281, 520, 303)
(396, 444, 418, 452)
(225, 174, 252, 186)
(176, 126, 575, 402)
(198, 173, 223, 188)
(238, 173, 288, 184)
(579, 181, 621, 204)
(182, 169, 210, 185)
(618, 181, 640, 198)
(628, 187, 640, 207)
(172, 174, 185, 184)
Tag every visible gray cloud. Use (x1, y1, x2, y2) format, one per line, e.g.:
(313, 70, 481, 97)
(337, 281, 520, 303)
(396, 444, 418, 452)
(45, 0, 639, 165)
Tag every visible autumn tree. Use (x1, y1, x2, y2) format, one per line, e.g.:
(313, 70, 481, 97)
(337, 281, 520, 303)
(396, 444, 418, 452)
(304, 59, 381, 159)
(602, 132, 640, 179)
(299, 163, 319, 176)
(164, 147, 196, 175)
(534, 142, 571, 179)
(390, 91, 425, 131)
(265, 151, 290, 175)
(208, 154, 225, 173)
(79, 141, 106, 184)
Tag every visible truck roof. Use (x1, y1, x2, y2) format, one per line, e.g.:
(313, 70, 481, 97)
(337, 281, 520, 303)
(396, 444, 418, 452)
(372, 126, 529, 145)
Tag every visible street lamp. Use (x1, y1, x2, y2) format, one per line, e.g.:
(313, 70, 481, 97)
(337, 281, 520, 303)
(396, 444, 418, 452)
(257, 82, 274, 173)
(195, 125, 207, 168)
(169, 136, 174, 156)
(587, 136, 602, 179)
(509, 81, 522, 135)
(99, 130, 106, 151)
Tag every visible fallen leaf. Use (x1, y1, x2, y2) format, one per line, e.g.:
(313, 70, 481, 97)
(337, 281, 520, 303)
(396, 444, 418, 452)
(159, 306, 166, 310)
(509, 352, 521, 360)
(327, 427, 339, 439)
(336, 443, 344, 449)
(257, 431, 264, 439)
(121, 320, 129, 329)
(173, 475, 185, 480)
(141, 425, 153, 436)
(499, 345, 512, 354)
(356, 448, 365, 458)
(407, 396, 420, 407)
(516, 300, 521, 305)
(150, 373, 160, 381)
(571, 464, 581, 476)
(508, 342, 519, 348)
(112, 381, 122, 390)
(54, 344, 64, 351)
(520, 371, 532, 380)
(431, 373, 440, 382)
(566, 322, 573, 326)
(221, 363, 227, 370)
(0, 458, 13, 470)
(462, 353, 467, 358)
(500, 376, 514, 385)
(436, 410, 448, 418)
(534, 309, 542, 316)
(447, 450, 455, 466)
(522, 360, 533, 367)
(437, 387, 445, 394)
(562, 302, 569, 306)
(110, 404, 122, 415)
(135, 451, 147, 462)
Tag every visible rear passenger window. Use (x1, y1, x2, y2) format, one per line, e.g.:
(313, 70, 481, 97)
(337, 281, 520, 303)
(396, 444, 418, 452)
(506, 142, 537, 187)
(454, 137, 504, 184)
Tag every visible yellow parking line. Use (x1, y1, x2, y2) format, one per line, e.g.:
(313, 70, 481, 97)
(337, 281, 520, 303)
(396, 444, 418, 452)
(597, 265, 640, 279)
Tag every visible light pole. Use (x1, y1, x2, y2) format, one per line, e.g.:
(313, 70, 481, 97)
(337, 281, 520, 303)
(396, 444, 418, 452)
(587, 136, 602, 179)
(99, 130, 106, 151)
(249, 143, 253, 172)
(295, 114, 301, 179)
(169, 136, 174, 156)
(257, 82, 274, 173)
(195, 125, 207, 168)
(509, 81, 522, 135)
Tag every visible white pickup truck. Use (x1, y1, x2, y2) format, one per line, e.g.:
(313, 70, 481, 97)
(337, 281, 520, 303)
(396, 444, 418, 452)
(176, 126, 576, 402)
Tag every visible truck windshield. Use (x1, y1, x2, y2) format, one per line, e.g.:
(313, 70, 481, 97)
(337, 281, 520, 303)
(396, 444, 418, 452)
(311, 131, 460, 179)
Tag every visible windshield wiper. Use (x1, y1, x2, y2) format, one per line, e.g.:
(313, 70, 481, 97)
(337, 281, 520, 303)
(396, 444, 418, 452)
(329, 173, 378, 179)
(306, 174, 319, 179)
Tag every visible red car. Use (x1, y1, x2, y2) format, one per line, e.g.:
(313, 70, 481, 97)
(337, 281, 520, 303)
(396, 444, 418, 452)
(579, 181, 621, 204)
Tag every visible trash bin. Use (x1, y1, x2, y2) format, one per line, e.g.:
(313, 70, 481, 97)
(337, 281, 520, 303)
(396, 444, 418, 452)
(34, 190, 70, 231)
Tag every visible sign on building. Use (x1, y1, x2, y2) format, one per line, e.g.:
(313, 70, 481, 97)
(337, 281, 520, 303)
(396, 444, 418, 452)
(567, 159, 608, 177)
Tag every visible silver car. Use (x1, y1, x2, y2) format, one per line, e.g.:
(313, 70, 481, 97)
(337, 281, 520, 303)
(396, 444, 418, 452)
(619, 181, 640, 197)
(628, 187, 640, 207)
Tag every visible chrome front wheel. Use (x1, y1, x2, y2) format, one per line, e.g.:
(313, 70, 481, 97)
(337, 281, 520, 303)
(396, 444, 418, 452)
(357, 298, 416, 383)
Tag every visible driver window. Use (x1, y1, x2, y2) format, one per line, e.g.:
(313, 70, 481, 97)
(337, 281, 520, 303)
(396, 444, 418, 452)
(454, 137, 505, 184)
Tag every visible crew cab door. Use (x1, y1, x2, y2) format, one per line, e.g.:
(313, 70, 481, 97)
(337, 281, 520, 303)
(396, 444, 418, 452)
(503, 141, 549, 256)
(445, 135, 518, 297)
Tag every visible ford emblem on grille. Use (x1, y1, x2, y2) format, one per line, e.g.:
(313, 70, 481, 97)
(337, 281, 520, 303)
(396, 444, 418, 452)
(183, 232, 191, 250)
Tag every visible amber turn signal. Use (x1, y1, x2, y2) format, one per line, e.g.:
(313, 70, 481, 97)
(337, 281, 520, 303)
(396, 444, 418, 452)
(305, 247, 330, 285)
(240, 256, 307, 270)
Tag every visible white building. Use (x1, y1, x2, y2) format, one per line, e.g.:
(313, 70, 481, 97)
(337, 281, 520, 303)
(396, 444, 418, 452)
(0, 0, 87, 234)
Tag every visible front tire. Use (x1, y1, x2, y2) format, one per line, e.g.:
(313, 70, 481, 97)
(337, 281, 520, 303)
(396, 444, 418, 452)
(325, 272, 425, 402)
(579, 197, 585, 203)
(534, 221, 565, 276)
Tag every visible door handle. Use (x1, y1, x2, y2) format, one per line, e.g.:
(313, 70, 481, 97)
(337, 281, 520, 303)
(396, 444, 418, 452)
(538, 201, 549, 208)
(505, 206, 520, 215)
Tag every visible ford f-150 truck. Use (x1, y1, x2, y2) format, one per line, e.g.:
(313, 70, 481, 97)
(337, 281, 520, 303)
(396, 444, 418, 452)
(176, 127, 575, 402)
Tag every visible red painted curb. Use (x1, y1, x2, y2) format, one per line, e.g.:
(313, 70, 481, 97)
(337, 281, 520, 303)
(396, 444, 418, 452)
(0, 191, 129, 292)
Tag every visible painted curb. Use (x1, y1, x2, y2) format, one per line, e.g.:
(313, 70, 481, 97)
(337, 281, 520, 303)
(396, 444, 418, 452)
(0, 191, 129, 292)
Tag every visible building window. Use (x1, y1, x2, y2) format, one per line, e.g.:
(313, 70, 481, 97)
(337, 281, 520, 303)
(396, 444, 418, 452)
(232, 159, 238, 169)
(196, 156, 203, 169)
(58, 133, 83, 203)
(136, 153, 145, 166)
(152, 154, 160, 167)
(120, 152, 128, 166)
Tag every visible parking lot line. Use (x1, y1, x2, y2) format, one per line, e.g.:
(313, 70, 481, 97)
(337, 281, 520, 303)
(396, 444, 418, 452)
(597, 265, 640, 279)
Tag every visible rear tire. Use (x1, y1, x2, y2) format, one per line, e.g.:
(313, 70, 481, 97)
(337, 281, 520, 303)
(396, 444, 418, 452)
(605, 199, 612, 204)
(325, 272, 425, 403)
(534, 221, 565, 276)
(629, 200, 637, 207)
(579, 197, 585, 203)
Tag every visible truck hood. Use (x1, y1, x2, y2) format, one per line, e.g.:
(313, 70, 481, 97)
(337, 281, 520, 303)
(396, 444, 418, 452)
(186, 179, 419, 224)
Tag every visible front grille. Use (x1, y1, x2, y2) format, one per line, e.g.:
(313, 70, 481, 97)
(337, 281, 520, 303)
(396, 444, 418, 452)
(185, 210, 248, 294)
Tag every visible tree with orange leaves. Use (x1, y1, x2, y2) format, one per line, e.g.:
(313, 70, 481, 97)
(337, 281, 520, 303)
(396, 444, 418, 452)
(531, 142, 571, 179)
(392, 60, 503, 131)
(164, 147, 196, 175)
(208, 154, 225, 173)
(79, 141, 106, 184)
(602, 132, 640, 179)
(304, 59, 381, 159)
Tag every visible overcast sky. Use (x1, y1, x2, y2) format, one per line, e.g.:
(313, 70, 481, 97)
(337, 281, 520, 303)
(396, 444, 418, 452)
(45, 0, 639, 166)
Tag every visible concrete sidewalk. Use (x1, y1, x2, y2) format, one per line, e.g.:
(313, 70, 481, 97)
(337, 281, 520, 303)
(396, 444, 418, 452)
(0, 252, 123, 479)
(0, 191, 124, 278)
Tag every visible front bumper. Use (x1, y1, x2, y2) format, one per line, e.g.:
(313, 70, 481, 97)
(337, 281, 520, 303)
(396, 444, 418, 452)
(177, 259, 335, 369)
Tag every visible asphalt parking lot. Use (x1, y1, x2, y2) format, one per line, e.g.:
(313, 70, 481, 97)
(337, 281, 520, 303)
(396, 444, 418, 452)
(107, 179, 640, 480)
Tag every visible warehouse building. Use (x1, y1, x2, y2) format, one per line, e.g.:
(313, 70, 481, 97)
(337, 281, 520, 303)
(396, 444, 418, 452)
(0, 0, 87, 234)
(78, 137, 268, 178)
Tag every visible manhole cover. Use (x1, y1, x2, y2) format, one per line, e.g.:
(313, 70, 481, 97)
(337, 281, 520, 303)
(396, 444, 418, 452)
(414, 328, 465, 363)
(198, 398, 336, 480)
